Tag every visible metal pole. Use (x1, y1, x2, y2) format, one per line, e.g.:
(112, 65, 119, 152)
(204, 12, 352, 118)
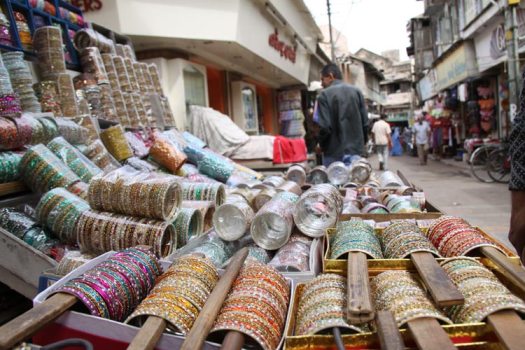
(326, 0, 336, 62)
(506, 2, 521, 124)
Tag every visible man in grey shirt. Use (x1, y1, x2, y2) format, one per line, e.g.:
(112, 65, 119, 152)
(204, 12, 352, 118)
(316, 64, 368, 166)
(412, 115, 431, 165)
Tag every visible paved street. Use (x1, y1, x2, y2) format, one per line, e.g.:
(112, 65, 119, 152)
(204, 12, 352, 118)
(371, 153, 514, 251)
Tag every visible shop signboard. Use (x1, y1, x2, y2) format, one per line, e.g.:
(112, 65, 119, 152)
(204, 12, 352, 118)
(417, 68, 438, 101)
(474, 10, 525, 72)
(435, 42, 478, 91)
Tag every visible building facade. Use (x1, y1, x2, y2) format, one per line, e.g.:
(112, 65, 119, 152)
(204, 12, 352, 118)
(408, 0, 524, 146)
(84, 0, 327, 133)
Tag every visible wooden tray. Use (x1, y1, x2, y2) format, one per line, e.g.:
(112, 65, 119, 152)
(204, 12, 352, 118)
(323, 226, 520, 274)
(284, 283, 505, 350)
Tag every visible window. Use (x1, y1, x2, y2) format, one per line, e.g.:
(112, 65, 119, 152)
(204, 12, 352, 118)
(183, 66, 207, 107)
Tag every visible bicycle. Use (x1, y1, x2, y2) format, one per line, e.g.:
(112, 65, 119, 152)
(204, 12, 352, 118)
(469, 142, 499, 183)
(469, 140, 510, 183)
(487, 140, 510, 183)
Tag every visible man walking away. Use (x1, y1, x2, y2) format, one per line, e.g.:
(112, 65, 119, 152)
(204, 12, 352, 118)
(412, 115, 431, 165)
(316, 63, 368, 166)
(371, 114, 391, 170)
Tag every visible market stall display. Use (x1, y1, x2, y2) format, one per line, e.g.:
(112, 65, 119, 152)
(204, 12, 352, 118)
(1, 7, 525, 350)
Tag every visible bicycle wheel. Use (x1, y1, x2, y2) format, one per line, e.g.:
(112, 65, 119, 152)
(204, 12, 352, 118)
(470, 146, 495, 183)
(487, 149, 510, 183)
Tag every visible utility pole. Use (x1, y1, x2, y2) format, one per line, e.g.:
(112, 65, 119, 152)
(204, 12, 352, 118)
(326, 0, 336, 62)
(506, 0, 521, 125)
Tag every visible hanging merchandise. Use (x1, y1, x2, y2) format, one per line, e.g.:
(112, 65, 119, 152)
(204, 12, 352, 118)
(477, 84, 496, 133)
(278, 89, 305, 138)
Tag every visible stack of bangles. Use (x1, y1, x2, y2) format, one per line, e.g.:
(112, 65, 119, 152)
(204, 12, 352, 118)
(0, 117, 22, 149)
(181, 182, 226, 206)
(100, 125, 133, 162)
(149, 138, 187, 174)
(197, 153, 235, 183)
(75, 210, 176, 257)
(211, 261, 290, 350)
(371, 271, 452, 327)
(0, 151, 22, 182)
(52, 247, 162, 321)
(295, 274, 364, 335)
(66, 180, 89, 200)
(172, 208, 203, 247)
(35, 188, 90, 244)
(380, 221, 440, 259)
(441, 258, 525, 323)
(47, 136, 102, 182)
(88, 167, 182, 221)
(84, 139, 119, 172)
(20, 144, 80, 194)
(329, 220, 383, 259)
(126, 255, 218, 333)
(190, 236, 230, 267)
(427, 216, 505, 257)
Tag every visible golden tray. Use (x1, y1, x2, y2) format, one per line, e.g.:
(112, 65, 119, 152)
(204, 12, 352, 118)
(284, 283, 511, 350)
(323, 224, 520, 274)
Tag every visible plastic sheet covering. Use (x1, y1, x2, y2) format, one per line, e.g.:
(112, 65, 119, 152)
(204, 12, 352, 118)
(55, 117, 89, 145)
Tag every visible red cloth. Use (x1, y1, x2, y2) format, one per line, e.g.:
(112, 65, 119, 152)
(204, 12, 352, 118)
(273, 136, 307, 164)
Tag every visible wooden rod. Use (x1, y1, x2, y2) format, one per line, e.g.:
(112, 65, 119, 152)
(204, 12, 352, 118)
(407, 317, 456, 350)
(127, 316, 167, 350)
(220, 331, 245, 350)
(347, 252, 374, 324)
(0, 293, 77, 350)
(180, 247, 249, 350)
(481, 246, 525, 293)
(411, 251, 464, 307)
(487, 310, 525, 350)
(375, 311, 405, 350)
(331, 327, 345, 350)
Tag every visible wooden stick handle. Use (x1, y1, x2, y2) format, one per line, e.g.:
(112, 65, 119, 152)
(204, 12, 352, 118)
(347, 252, 374, 323)
(0, 293, 77, 350)
(481, 246, 525, 293)
(411, 251, 464, 307)
(331, 327, 345, 350)
(220, 331, 245, 350)
(487, 310, 525, 350)
(407, 317, 456, 350)
(127, 316, 167, 350)
(375, 311, 405, 350)
(180, 247, 249, 350)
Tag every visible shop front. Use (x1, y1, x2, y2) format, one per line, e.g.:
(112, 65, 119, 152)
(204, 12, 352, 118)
(84, 0, 326, 133)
